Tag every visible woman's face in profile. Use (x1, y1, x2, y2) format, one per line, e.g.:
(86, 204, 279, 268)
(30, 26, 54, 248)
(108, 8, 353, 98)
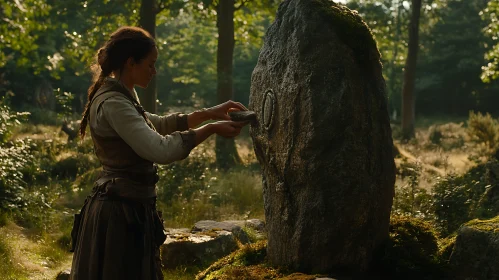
(132, 47, 158, 88)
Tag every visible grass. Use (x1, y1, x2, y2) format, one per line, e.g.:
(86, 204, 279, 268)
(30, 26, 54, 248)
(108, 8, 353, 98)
(0, 232, 28, 280)
(163, 266, 200, 280)
(414, 114, 468, 129)
(0, 220, 72, 280)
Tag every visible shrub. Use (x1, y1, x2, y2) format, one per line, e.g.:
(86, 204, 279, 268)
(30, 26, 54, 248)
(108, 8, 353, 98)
(467, 111, 498, 149)
(51, 153, 99, 181)
(373, 216, 447, 279)
(428, 125, 443, 145)
(431, 161, 498, 235)
(0, 139, 36, 210)
(393, 161, 434, 219)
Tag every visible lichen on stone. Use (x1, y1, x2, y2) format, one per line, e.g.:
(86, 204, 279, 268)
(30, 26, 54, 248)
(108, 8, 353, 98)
(311, 0, 380, 66)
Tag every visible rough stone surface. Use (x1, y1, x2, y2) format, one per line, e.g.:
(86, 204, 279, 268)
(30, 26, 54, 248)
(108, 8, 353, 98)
(449, 216, 499, 280)
(229, 110, 257, 122)
(192, 220, 251, 244)
(55, 269, 70, 280)
(245, 219, 266, 232)
(249, 0, 395, 274)
(161, 228, 239, 269)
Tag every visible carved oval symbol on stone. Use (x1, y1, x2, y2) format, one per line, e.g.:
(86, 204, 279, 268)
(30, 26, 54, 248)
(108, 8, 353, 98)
(262, 89, 275, 131)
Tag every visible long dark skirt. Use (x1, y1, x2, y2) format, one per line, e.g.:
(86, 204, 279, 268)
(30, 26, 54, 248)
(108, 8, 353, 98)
(70, 189, 164, 280)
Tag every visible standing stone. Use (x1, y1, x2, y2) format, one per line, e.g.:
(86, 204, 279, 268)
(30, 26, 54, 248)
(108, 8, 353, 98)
(249, 0, 395, 275)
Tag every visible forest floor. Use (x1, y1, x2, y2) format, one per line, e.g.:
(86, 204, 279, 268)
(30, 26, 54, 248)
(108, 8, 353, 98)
(1, 117, 487, 279)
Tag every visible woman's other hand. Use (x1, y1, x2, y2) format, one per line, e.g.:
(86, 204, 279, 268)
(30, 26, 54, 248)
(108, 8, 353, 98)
(206, 100, 248, 121)
(211, 120, 248, 138)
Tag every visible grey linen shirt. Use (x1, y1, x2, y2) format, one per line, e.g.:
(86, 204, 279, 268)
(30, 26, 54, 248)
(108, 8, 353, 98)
(89, 79, 196, 164)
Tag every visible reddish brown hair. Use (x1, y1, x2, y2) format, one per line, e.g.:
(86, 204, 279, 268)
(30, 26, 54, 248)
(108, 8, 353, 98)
(79, 26, 156, 138)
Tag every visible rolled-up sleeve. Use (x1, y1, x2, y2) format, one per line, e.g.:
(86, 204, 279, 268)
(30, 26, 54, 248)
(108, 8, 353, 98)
(102, 97, 196, 164)
(147, 112, 190, 135)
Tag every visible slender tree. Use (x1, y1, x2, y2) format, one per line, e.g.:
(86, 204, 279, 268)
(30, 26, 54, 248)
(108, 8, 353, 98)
(215, 0, 242, 168)
(401, 0, 422, 139)
(139, 0, 159, 113)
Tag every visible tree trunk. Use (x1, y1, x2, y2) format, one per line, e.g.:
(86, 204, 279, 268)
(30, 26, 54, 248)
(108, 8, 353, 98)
(388, 0, 402, 119)
(401, 0, 422, 139)
(139, 0, 157, 114)
(215, 0, 241, 169)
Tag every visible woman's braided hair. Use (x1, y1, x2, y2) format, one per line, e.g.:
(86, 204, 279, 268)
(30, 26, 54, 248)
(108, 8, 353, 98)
(79, 26, 156, 139)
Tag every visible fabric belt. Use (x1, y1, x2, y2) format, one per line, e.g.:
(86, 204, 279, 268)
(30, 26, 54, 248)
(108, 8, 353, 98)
(94, 174, 157, 202)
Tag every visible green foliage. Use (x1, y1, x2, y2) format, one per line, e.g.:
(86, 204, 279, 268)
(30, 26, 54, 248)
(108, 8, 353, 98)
(393, 161, 434, 219)
(373, 216, 447, 280)
(467, 111, 498, 149)
(157, 150, 211, 205)
(431, 162, 491, 235)
(417, 0, 499, 115)
(0, 0, 50, 70)
(54, 89, 75, 120)
(481, 0, 499, 83)
(0, 99, 30, 142)
(0, 101, 37, 211)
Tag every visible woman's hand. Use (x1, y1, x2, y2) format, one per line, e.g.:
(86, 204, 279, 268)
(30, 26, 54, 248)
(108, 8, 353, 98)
(206, 100, 248, 121)
(211, 120, 248, 138)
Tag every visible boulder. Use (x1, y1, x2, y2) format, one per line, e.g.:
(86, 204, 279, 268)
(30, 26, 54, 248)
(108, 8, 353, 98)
(449, 216, 499, 280)
(161, 228, 238, 269)
(249, 0, 395, 275)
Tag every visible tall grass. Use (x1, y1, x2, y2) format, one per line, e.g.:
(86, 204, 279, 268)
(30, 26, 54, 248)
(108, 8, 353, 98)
(159, 168, 264, 228)
(0, 230, 28, 280)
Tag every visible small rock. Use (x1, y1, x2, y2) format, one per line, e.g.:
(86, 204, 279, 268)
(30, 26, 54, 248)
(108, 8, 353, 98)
(192, 220, 250, 244)
(165, 228, 190, 235)
(228, 110, 257, 122)
(55, 269, 70, 280)
(245, 219, 265, 232)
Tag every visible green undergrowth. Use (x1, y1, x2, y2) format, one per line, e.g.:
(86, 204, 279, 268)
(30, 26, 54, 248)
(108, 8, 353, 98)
(195, 241, 329, 280)
(373, 215, 449, 280)
(195, 241, 277, 280)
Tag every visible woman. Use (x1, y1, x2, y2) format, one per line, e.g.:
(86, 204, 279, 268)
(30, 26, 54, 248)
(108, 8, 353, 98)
(70, 26, 248, 280)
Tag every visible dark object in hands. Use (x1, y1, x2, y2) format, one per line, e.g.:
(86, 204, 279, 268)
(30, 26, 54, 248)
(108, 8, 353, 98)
(229, 110, 257, 122)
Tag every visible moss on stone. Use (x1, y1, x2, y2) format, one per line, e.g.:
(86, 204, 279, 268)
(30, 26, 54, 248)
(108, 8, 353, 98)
(372, 216, 448, 279)
(438, 234, 457, 262)
(311, 0, 380, 66)
(196, 241, 327, 280)
(196, 241, 268, 280)
(278, 273, 317, 280)
(464, 215, 499, 232)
